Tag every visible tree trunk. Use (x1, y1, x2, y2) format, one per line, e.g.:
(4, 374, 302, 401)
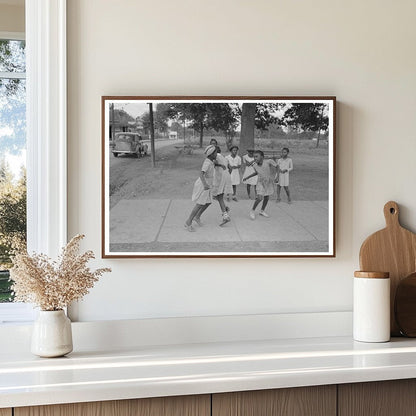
(199, 121, 204, 148)
(316, 129, 321, 148)
(316, 105, 325, 148)
(240, 103, 256, 152)
(225, 133, 233, 150)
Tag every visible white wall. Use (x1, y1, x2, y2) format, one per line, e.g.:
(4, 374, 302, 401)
(67, 0, 416, 322)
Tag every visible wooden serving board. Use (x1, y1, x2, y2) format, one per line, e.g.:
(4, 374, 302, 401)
(359, 201, 416, 336)
(395, 272, 416, 337)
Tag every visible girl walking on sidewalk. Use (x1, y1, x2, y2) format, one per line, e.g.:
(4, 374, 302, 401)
(212, 146, 231, 226)
(242, 149, 257, 199)
(243, 150, 277, 220)
(184, 145, 217, 232)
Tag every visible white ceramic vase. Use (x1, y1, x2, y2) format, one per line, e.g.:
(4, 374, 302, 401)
(31, 310, 73, 357)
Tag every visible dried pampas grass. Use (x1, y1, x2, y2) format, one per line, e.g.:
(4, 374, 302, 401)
(10, 234, 111, 311)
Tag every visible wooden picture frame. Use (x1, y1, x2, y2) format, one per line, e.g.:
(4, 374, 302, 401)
(102, 96, 336, 258)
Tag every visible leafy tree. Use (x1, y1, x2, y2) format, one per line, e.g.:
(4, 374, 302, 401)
(112, 108, 134, 128)
(157, 103, 204, 145)
(169, 121, 183, 134)
(281, 103, 329, 147)
(206, 104, 239, 148)
(0, 162, 26, 269)
(154, 110, 169, 135)
(0, 39, 25, 95)
(141, 110, 168, 136)
(254, 104, 283, 130)
(0, 40, 26, 156)
(0, 40, 26, 302)
(0, 40, 25, 70)
(157, 103, 239, 148)
(0, 162, 26, 302)
(188, 104, 208, 148)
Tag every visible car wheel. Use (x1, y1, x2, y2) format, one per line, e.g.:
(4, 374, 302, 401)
(113, 152, 118, 157)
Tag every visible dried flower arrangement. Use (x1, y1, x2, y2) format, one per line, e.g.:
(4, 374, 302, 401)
(10, 234, 111, 311)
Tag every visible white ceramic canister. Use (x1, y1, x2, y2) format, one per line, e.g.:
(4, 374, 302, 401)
(353, 271, 390, 343)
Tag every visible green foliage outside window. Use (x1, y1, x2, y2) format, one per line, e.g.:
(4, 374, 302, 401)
(0, 39, 27, 303)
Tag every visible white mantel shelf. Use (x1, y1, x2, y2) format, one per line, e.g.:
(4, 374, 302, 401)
(2, 336, 416, 408)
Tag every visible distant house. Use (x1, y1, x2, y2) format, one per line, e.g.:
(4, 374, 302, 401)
(168, 131, 178, 140)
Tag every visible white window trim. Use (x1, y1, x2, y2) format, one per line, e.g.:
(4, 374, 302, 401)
(0, 72, 25, 79)
(26, 0, 67, 257)
(0, 31, 25, 40)
(0, 32, 26, 80)
(0, 1, 67, 324)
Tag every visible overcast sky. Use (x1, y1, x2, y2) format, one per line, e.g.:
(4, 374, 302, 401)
(114, 102, 148, 118)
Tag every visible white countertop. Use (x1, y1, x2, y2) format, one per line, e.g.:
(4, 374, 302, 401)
(2, 336, 416, 408)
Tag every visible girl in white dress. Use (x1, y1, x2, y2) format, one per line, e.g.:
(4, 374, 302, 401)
(276, 147, 293, 203)
(242, 149, 258, 199)
(185, 145, 217, 232)
(225, 146, 242, 201)
(212, 146, 231, 226)
(242, 150, 277, 220)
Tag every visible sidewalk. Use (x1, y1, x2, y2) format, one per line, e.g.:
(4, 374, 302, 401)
(110, 199, 329, 246)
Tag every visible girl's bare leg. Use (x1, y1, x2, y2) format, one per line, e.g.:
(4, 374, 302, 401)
(195, 203, 210, 221)
(276, 185, 281, 202)
(186, 204, 203, 226)
(261, 195, 270, 211)
(284, 186, 291, 203)
(232, 185, 237, 201)
(252, 196, 262, 211)
(217, 194, 231, 225)
(217, 194, 227, 213)
(250, 195, 263, 220)
(246, 184, 251, 199)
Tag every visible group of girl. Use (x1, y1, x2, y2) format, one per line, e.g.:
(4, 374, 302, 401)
(184, 140, 293, 231)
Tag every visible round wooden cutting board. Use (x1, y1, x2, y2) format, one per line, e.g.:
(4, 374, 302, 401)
(359, 201, 416, 336)
(395, 273, 416, 337)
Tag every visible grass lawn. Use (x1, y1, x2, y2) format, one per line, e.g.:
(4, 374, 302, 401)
(110, 136, 329, 208)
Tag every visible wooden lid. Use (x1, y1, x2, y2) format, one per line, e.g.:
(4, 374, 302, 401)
(354, 271, 389, 279)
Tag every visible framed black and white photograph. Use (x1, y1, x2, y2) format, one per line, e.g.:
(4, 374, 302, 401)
(102, 96, 336, 258)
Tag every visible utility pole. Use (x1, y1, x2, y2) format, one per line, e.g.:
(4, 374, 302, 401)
(110, 102, 115, 140)
(149, 103, 156, 168)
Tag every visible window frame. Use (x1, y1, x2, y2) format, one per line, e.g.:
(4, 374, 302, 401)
(26, 0, 67, 257)
(0, 0, 67, 323)
(0, 31, 26, 78)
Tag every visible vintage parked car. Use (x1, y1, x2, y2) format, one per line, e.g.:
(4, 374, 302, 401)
(112, 132, 148, 158)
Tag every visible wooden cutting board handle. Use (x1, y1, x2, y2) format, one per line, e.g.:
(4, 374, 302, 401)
(359, 201, 416, 336)
(383, 201, 400, 228)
